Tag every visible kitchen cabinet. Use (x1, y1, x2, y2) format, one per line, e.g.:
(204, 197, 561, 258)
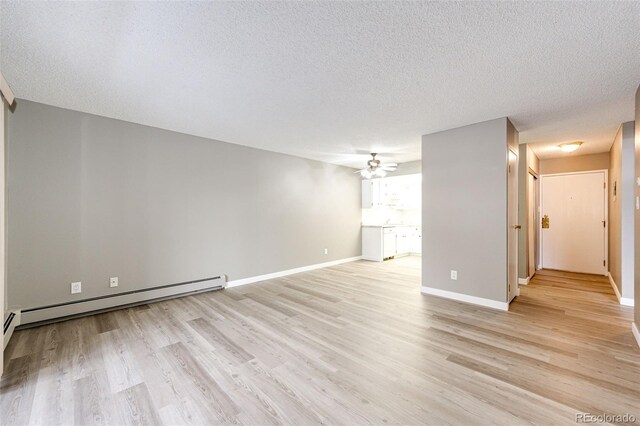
(409, 227, 422, 254)
(383, 228, 397, 258)
(362, 179, 402, 208)
(362, 226, 422, 261)
(362, 179, 381, 208)
(362, 175, 421, 209)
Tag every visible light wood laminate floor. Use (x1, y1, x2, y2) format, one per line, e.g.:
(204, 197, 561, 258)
(2, 257, 639, 425)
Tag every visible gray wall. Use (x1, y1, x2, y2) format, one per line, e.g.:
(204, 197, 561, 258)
(518, 144, 540, 279)
(2, 102, 7, 314)
(539, 153, 610, 175)
(422, 117, 514, 303)
(6, 100, 362, 310)
(635, 85, 640, 328)
(609, 122, 635, 300)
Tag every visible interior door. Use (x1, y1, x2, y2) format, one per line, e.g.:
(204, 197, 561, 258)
(527, 173, 537, 279)
(541, 171, 607, 275)
(508, 150, 519, 302)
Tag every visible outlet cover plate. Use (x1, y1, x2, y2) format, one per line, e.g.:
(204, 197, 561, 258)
(71, 282, 82, 294)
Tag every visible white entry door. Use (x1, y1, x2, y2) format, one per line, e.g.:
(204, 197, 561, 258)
(541, 171, 607, 275)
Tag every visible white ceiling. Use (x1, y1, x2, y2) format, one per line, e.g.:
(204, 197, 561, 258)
(1, 2, 638, 167)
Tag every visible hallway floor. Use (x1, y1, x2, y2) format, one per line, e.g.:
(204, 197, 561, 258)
(1, 260, 639, 425)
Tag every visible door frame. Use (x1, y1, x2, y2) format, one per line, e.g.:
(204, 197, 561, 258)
(507, 148, 519, 302)
(527, 168, 539, 278)
(539, 169, 608, 275)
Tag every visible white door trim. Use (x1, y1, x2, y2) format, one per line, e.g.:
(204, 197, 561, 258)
(632, 322, 640, 350)
(507, 148, 519, 302)
(539, 169, 608, 275)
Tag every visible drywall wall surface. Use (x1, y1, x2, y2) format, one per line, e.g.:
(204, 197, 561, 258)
(635, 85, 640, 326)
(422, 117, 510, 303)
(7, 100, 362, 309)
(609, 121, 635, 300)
(620, 121, 635, 300)
(539, 153, 610, 175)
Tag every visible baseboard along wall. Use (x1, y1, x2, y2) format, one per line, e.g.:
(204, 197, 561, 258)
(227, 256, 362, 287)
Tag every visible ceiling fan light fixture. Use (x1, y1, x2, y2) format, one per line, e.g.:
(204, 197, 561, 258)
(558, 141, 583, 153)
(357, 153, 397, 179)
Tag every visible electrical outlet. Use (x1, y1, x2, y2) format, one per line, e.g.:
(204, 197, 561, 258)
(71, 282, 82, 294)
(324, 248, 328, 255)
(110, 277, 118, 288)
(450, 270, 458, 280)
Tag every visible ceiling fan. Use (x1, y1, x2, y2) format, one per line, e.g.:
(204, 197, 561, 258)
(355, 153, 398, 179)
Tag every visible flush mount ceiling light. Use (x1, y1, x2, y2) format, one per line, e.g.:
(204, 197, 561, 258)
(558, 141, 583, 153)
(355, 153, 398, 179)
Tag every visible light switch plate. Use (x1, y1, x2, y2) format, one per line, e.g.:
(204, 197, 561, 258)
(110, 277, 118, 288)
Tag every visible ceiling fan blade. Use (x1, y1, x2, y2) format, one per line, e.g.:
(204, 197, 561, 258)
(380, 163, 398, 167)
(380, 166, 397, 171)
(354, 168, 367, 173)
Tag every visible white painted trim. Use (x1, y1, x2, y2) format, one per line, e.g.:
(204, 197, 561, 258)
(420, 286, 509, 311)
(608, 272, 621, 301)
(518, 277, 530, 285)
(632, 322, 640, 350)
(227, 256, 362, 288)
(608, 273, 635, 306)
(0, 72, 15, 106)
(3, 311, 21, 350)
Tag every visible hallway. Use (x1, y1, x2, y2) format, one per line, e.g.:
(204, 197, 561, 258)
(511, 269, 639, 418)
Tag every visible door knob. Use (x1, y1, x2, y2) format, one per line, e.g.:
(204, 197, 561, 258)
(514, 225, 522, 230)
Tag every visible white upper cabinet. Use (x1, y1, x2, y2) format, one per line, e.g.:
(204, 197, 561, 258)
(362, 174, 421, 210)
(362, 179, 381, 208)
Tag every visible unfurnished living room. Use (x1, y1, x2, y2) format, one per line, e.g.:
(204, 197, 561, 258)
(1, 2, 640, 425)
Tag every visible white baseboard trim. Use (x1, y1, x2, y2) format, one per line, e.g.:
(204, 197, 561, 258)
(632, 322, 640, 350)
(608, 273, 635, 307)
(518, 277, 530, 285)
(621, 297, 635, 307)
(227, 256, 363, 288)
(420, 286, 509, 311)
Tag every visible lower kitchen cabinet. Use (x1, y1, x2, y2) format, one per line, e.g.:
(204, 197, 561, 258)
(362, 226, 421, 261)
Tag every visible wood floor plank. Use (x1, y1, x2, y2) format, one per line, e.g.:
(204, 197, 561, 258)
(2, 257, 639, 424)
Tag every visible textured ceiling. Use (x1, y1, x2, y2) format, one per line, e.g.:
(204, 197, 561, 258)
(1, 2, 639, 167)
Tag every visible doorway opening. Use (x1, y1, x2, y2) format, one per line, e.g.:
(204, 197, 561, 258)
(540, 170, 608, 275)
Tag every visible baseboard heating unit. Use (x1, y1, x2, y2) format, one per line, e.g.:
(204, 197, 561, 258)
(4, 311, 21, 349)
(19, 275, 226, 328)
